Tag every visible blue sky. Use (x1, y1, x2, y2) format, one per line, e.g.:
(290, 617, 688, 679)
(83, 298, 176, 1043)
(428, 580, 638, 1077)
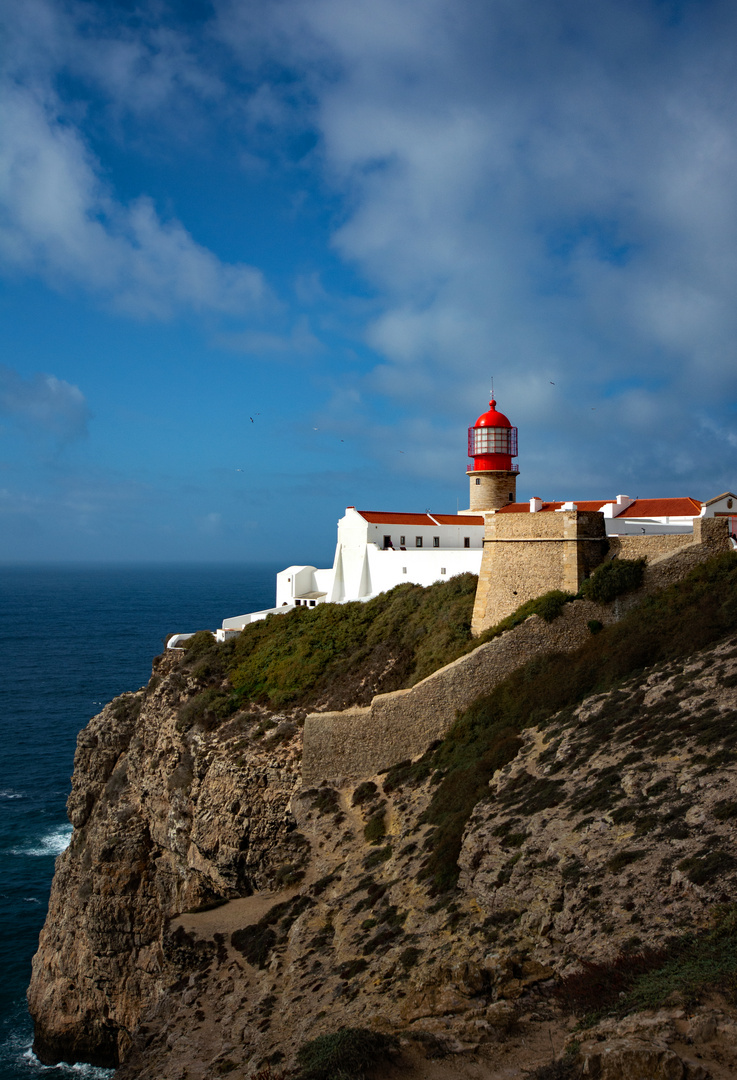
(1, 0, 736, 564)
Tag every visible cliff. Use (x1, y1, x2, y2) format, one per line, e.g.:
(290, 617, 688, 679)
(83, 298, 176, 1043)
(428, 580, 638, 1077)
(28, 553, 737, 1080)
(28, 653, 308, 1067)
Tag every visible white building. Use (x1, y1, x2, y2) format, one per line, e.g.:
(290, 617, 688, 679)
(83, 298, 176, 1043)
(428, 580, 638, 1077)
(164, 393, 737, 646)
(220, 508, 485, 631)
(216, 491, 737, 636)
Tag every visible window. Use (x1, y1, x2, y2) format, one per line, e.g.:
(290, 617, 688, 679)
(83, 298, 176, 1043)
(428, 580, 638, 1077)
(383, 535, 391, 549)
(509, 492, 514, 501)
(464, 537, 470, 548)
(309, 600, 316, 607)
(475, 478, 481, 486)
(415, 536, 423, 547)
(441, 568, 446, 574)
(295, 599, 301, 606)
(469, 426, 517, 456)
(433, 536, 440, 547)
(400, 535, 405, 545)
(402, 567, 407, 574)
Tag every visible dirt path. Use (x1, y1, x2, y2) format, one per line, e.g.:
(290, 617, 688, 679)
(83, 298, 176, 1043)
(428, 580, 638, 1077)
(172, 888, 299, 937)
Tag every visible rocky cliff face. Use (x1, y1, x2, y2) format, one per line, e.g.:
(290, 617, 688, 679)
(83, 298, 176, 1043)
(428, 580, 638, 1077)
(28, 651, 307, 1067)
(29, 628, 737, 1080)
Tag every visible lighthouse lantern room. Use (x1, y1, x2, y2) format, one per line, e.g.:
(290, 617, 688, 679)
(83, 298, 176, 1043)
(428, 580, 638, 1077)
(466, 397, 519, 512)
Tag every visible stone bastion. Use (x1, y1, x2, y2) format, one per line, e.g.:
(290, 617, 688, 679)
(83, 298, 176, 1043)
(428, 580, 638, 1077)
(302, 517, 731, 785)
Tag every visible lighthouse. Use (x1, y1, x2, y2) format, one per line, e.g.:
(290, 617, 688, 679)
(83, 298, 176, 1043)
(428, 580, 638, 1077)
(466, 396, 519, 512)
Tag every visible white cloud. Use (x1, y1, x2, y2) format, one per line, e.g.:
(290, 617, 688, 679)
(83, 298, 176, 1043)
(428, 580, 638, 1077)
(0, 81, 267, 318)
(0, 365, 90, 440)
(214, 0, 737, 493)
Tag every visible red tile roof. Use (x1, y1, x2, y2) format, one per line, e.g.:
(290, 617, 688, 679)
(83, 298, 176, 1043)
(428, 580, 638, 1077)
(432, 513, 484, 525)
(496, 501, 612, 513)
(496, 498, 701, 518)
(357, 511, 484, 526)
(616, 497, 702, 518)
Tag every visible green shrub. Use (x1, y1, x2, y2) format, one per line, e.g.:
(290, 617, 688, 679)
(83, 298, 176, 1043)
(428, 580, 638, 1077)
(228, 574, 478, 708)
(713, 799, 737, 821)
(309, 787, 341, 816)
(352, 781, 378, 806)
(677, 848, 737, 885)
(231, 895, 314, 968)
(398, 945, 422, 971)
(556, 906, 737, 1019)
(363, 844, 392, 870)
(580, 557, 646, 604)
(363, 810, 386, 845)
(176, 688, 236, 732)
(296, 1027, 399, 1080)
(607, 849, 647, 874)
(274, 863, 305, 887)
(109, 693, 143, 724)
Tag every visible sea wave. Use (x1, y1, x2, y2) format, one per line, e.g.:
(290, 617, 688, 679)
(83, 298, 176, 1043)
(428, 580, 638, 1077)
(20, 1043, 115, 1078)
(1, 1027, 115, 1080)
(10, 824, 72, 858)
(0, 788, 24, 800)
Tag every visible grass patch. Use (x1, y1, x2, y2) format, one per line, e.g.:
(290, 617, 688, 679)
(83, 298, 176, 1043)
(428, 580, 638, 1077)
(296, 1027, 399, 1080)
(228, 574, 479, 709)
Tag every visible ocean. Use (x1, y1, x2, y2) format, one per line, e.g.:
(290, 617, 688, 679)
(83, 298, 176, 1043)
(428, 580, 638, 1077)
(0, 564, 278, 1080)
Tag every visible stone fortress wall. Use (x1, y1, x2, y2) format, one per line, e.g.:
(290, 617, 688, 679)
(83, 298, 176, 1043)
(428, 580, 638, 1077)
(471, 509, 608, 635)
(301, 516, 731, 785)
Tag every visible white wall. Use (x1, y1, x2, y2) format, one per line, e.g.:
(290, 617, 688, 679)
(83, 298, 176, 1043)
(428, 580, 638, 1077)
(222, 507, 485, 628)
(364, 546, 481, 593)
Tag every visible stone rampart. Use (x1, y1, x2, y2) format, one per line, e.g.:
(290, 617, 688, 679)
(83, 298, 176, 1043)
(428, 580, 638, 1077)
(472, 509, 608, 634)
(301, 517, 732, 785)
(302, 598, 615, 785)
(607, 533, 693, 561)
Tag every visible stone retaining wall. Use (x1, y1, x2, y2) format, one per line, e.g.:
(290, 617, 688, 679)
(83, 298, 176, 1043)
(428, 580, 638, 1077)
(608, 533, 693, 560)
(301, 517, 732, 785)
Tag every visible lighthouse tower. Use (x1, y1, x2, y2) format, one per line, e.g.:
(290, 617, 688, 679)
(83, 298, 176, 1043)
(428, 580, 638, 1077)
(466, 397, 519, 512)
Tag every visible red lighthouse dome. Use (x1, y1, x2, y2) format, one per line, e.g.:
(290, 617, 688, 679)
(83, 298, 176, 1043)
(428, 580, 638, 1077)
(468, 398, 519, 473)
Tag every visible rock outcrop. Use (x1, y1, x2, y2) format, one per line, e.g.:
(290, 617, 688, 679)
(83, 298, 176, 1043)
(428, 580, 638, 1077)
(28, 652, 307, 1068)
(28, 588, 737, 1080)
